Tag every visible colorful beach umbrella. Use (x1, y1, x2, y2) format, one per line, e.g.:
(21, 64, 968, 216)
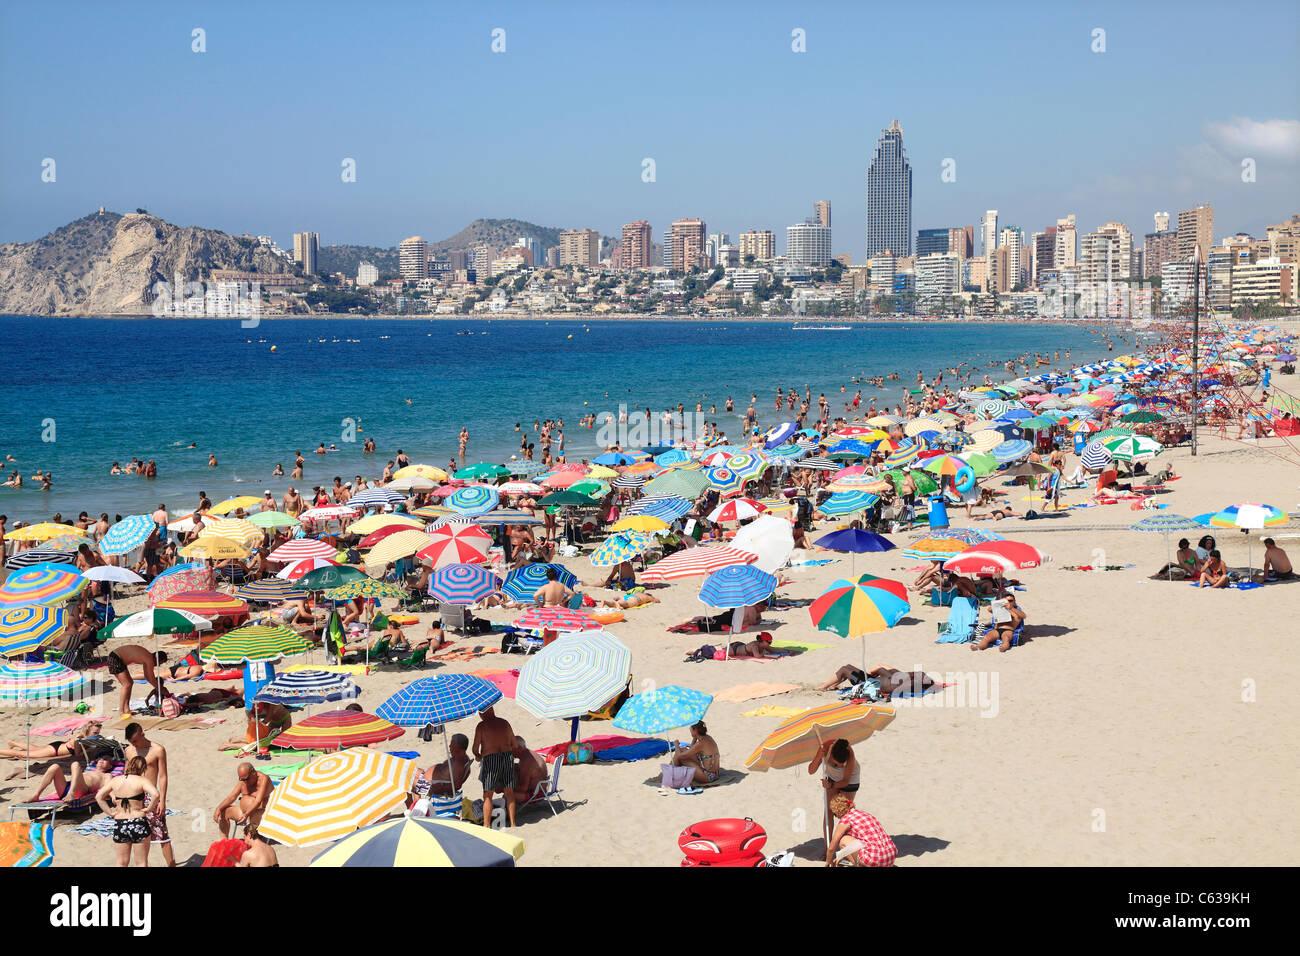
(269, 539, 339, 564)
(502, 564, 578, 603)
(698, 564, 778, 609)
(309, 816, 524, 868)
(641, 547, 758, 582)
(612, 685, 712, 735)
(513, 606, 600, 633)
(363, 528, 434, 567)
(98, 514, 158, 556)
(100, 607, 211, 641)
(808, 579, 910, 640)
(0, 606, 65, 658)
(0, 659, 89, 703)
(258, 748, 415, 847)
(253, 670, 361, 706)
(818, 491, 879, 517)
(707, 498, 767, 523)
(589, 532, 653, 567)
(417, 524, 492, 568)
(323, 579, 408, 601)
(516, 629, 632, 720)
(156, 590, 249, 618)
(0, 564, 87, 607)
(199, 624, 312, 663)
(427, 564, 498, 605)
(271, 710, 405, 751)
(376, 674, 501, 727)
(745, 702, 895, 772)
(447, 485, 500, 516)
(234, 578, 309, 603)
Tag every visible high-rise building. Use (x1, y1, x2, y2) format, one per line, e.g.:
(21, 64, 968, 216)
(813, 201, 831, 229)
(739, 229, 775, 262)
(950, 227, 974, 259)
(1054, 216, 1077, 270)
(1080, 230, 1125, 285)
(706, 232, 730, 266)
(1143, 231, 1178, 278)
(1177, 205, 1214, 261)
(621, 221, 652, 270)
(916, 253, 961, 300)
(999, 227, 1024, 288)
(356, 261, 378, 287)
(916, 228, 951, 257)
(472, 245, 492, 279)
(668, 219, 707, 271)
(865, 120, 912, 258)
(987, 247, 1012, 293)
(293, 232, 319, 275)
(399, 236, 428, 282)
(786, 221, 833, 267)
(1154, 211, 1170, 233)
(980, 211, 999, 257)
(558, 229, 600, 267)
(448, 250, 470, 272)
(1033, 227, 1056, 285)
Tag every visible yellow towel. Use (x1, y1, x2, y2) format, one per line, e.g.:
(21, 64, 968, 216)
(282, 663, 370, 676)
(741, 704, 806, 718)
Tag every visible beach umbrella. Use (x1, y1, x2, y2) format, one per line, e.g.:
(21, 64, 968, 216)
(589, 532, 653, 567)
(654, 449, 692, 467)
(156, 590, 249, 619)
(699, 564, 778, 610)
(258, 748, 415, 847)
(512, 606, 600, 633)
(269, 539, 339, 564)
(348, 514, 424, 535)
(625, 496, 692, 523)
(235, 578, 309, 603)
(708, 498, 767, 523)
(98, 515, 157, 556)
(417, 524, 492, 568)
(991, 439, 1033, 463)
(502, 564, 577, 603)
(499, 480, 546, 496)
(745, 702, 895, 772)
(609, 515, 670, 534)
(6, 524, 88, 544)
(394, 464, 450, 482)
(427, 564, 497, 605)
(537, 490, 597, 508)
(643, 469, 710, 498)
(453, 463, 510, 481)
(253, 669, 360, 706)
(310, 816, 524, 867)
(797, 456, 838, 471)
(730, 514, 794, 574)
(0, 606, 65, 658)
(209, 496, 263, 516)
(921, 454, 970, 477)
(611, 474, 647, 491)
(82, 566, 144, 586)
(568, 479, 610, 498)
(593, 451, 638, 466)
(1131, 514, 1204, 581)
(612, 685, 712, 736)
(704, 466, 748, 496)
(4, 547, 77, 571)
(147, 562, 210, 590)
(471, 509, 542, 528)
(973, 399, 1013, 419)
(815, 529, 895, 553)
(0, 659, 92, 779)
(883, 443, 920, 469)
(1078, 439, 1113, 472)
(272, 710, 405, 752)
(178, 536, 251, 561)
(347, 487, 406, 510)
(1121, 411, 1164, 424)
(101, 607, 211, 641)
(904, 418, 943, 438)
(283, 562, 353, 588)
(901, 536, 974, 561)
(818, 490, 879, 517)
(376, 674, 501, 727)
(827, 473, 882, 493)
(516, 629, 631, 721)
(943, 541, 1048, 576)
(0, 564, 87, 607)
(808, 578, 910, 667)
(199, 624, 312, 663)
(323, 579, 407, 602)
(363, 528, 434, 568)
(1103, 435, 1164, 463)
(935, 430, 973, 450)
(447, 485, 500, 516)
(879, 469, 938, 496)
(1208, 503, 1288, 574)
(202, 518, 263, 548)
(248, 511, 300, 530)
(641, 547, 757, 582)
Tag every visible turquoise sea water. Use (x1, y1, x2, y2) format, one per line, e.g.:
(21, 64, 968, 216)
(0, 316, 1122, 523)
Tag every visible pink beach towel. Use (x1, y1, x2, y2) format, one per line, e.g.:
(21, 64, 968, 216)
(32, 716, 93, 737)
(469, 669, 519, 699)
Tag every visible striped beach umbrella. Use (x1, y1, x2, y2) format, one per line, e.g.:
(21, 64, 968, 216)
(1102, 435, 1164, 462)
(612, 685, 712, 735)
(641, 547, 758, 582)
(698, 564, 778, 609)
(611, 473, 647, 489)
(1131, 513, 1204, 580)
(654, 449, 692, 467)
(808, 579, 910, 640)
(745, 702, 895, 772)
(348, 487, 406, 510)
(323, 579, 408, 601)
(704, 466, 748, 496)
(502, 564, 577, 603)
(156, 591, 249, 619)
(278, 558, 340, 582)
(347, 514, 424, 535)
(725, 452, 769, 480)
(0, 606, 65, 658)
(394, 464, 450, 482)
(202, 518, 263, 548)
(199, 624, 312, 663)
(376, 674, 501, 727)
(428, 564, 497, 605)
(101, 607, 211, 641)
(447, 486, 500, 516)
(921, 454, 970, 477)
(624, 496, 692, 523)
(991, 439, 1033, 463)
(1078, 439, 1114, 472)
(967, 430, 1005, 455)
(797, 456, 838, 471)
(826, 473, 883, 493)
(4, 547, 77, 571)
(818, 491, 879, 517)
(643, 469, 710, 499)
(1208, 502, 1287, 530)
(973, 398, 1013, 419)
(453, 463, 510, 481)
(98, 515, 157, 556)
(0, 659, 89, 703)
(235, 578, 309, 603)
(708, 498, 767, 523)
(310, 816, 524, 867)
(258, 748, 415, 847)
(253, 670, 361, 705)
(883, 443, 920, 469)
(589, 532, 653, 567)
(901, 536, 973, 561)
(269, 539, 339, 563)
(759, 422, 799, 449)
(513, 606, 601, 633)
(568, 479, 610, 498)
(471, 509, 542, 528)
(516, 630, 631, 720)
(0, 564, 87, 607)
(271, 710, 405, 751)
(363, 528, 434, 567)
(904, 418, 943, 438)
(417, 524, 492, 568)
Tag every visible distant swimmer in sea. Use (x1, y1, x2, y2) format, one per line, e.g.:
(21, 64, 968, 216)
(273, 463, 284, 477)
(405, 398, 413, 405)
(188, 442, 197, 449)
(208, 454, 219, 467)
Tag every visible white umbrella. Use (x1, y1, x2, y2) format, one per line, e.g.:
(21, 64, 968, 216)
(730, 515, 794, 574)
(82, 566, 145, 621)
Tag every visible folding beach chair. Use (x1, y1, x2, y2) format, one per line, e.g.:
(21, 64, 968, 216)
(521, 754, 566, 816)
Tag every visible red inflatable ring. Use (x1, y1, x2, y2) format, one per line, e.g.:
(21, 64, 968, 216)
(678, 818, 767, 863)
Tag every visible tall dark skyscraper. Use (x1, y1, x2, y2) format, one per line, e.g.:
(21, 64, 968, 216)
(866, 119, 912, 259)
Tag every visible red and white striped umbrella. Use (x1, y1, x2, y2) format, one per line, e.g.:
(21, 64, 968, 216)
(707, 498, 768, 523)
(417, 524, 492, 568)
(277, 557, 339, 581)
(641, 547, 759, 582)
(270, 539, 340, 564)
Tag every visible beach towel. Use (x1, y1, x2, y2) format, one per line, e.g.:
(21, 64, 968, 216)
(741, 704, 806, 719)
(892, 682, 953, 699)
(769, 640, 831, 653)
(72, 809, 183, 839)
(32, 716, 93, 737)
(468, 669, 519, 698)
(264, 761, 308, 780)
(660, 764, 696, 789)
(201, 839, 247, 867)
(789, 558, 838, 568)
(714, 682, 800, 703)
(667, 622, 734, 634)
(0, 822, 54, 868)
(537, 734, 647, 763)
(597, 739, 670, 762)
(937, 595, 979, 643)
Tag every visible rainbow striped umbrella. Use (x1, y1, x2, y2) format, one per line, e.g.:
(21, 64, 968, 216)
(363, 528, 433, 567)
(641, 546, 757, 582)
(428, 564, 497, 605)
(98, 514, 157, 556)
(258, 748, 415, 847)
(725, 452, 769, 481)
(512, 606, 600, 633)
(0, 606, 65, 658)
(309, 816, 524, 868)
(270, 710, 405, 751)
(699, 564, 778, 609)
(376, 674, 501, 726)
(0, 659, 89, 703)
(921, 454, 970, 477)
(348, 487, 406, 510)
(269, 539, 339, 563)
(704, 466, 748, 496)
(0, 564, 87, 607)
(199, 624, 312, 663)
(502, 564, 578, 603)
(516, 629, 631, 720)
(745, 702, 895, 772)
(612, 685, 711, 735)
(417, 524, 492, 568)
(234, 578, 309, 603)
(883, 443, 920, 468)
(1209, 503, 1288, 530)
(156, 590, 249, 618)
(589, 532, 654, 567)
(323, 579, 408, 601)
(447, 485, 500, 516)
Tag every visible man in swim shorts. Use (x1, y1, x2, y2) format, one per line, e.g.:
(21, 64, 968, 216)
(27, 756, 116, 804)
(473, 706, 517, 827)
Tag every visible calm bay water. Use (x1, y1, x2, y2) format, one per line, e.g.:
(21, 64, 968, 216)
(0, 316, 1119, 523)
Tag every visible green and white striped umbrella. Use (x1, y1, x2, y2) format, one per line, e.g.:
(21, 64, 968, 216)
(516, 630, 632, 720)
(199, 624, 313, 663)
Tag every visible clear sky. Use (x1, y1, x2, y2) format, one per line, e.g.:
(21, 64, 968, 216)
(2, 0, 1297, 256)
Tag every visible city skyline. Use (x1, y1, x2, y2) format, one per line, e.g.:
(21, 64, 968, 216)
(2, 0, 1298, 254)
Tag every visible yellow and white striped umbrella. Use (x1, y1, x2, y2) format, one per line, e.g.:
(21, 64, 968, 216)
(258, 748, 417, 847)
(363, 529, 433, 568)
(966, 419, 1002, 434)
(178, 536, 251, 560)
(968, 430, 1004, 454)
(903, 418, 943, 438)
(348, 514, 424, 535)
(202, 517, 263, 547)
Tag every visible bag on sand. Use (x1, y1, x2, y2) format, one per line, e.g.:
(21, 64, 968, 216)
(565, 741, 595, 764)
(685, 644, 717, 663)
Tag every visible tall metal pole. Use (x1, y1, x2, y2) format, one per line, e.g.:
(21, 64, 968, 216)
(1191, 244, 1201, 457)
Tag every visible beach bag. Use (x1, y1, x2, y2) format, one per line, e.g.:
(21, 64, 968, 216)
(565, 741, 595, 764)
(686, 644, 717, 663)
(160, 695, 182, 718)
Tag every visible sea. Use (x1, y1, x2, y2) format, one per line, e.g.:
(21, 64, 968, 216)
(0, 316, 1124, 524)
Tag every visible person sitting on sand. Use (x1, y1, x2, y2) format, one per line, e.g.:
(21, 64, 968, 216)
(533, 567, 574, 607)
(599, 559, 637, 591)
(973, 593, 1026, 651)
(512, 736, 547, 803)
(1198, 550, 1229, 589)
(279, 597, 316, 628)
(669, 720, 720, 785)
(0, 721, 104, 761)
(411, 623, 446, 654)
(27, 755, 115, 804)
(219, 703, 291, 751)
(825, 792, 897, 867)
(237, 824, 279, 867)
(600, 588, 659, 610)
(1258, 538, 1294, 582)
(415, 733, 472, 799)
(214, 763, 273, 838)
(908, 560, 944, 592)
(809, 738, 859, 802)
(1153, 538, 1197, 579)
(728, 631, 780, 658)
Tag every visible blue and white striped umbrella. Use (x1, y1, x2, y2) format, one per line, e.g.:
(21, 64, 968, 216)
(654, 449, 691, 467)
(612, 474, 647, 489)
(428, 564, 498, 605)
(471, 509, 542, 527)
(698, 564, 779, 609)
(447, 485, 499, 516)
(1079, 439, 1114, 471)
(991, 439, 1033, 463)
(725, 452, 769, 481)
(235, 578, 309, 603)
(254, 670, 361, 705)
(376, 674, 501, 726)
(625, 495, 693, 523)
(765, 444, 806, 461)
(509, 461, 547, 476)
(760, 422, 799, 449)
(516, 630, 632, 720)
(593, 452, 638, 466)
(819, 490, 880, 517)
(349, 487, 406, 510)
(501, 564, 578, 602)
(98, 514, 157, 556)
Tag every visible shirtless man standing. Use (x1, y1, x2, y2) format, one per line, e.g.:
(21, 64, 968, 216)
(473, 707, 517, 827)
(125, 722, 174, 866)
(107, 646, 168, 718)
(214, 763, 273, 838)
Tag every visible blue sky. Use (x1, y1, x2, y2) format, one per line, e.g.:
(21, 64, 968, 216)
(2, 0, 1298, 257)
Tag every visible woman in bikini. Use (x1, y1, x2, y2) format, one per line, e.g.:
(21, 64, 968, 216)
(670, 720, 720, 785)
(809, 738, 859, 803)
(95, 756, 160, 867)
(0, 721, 104, 760)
